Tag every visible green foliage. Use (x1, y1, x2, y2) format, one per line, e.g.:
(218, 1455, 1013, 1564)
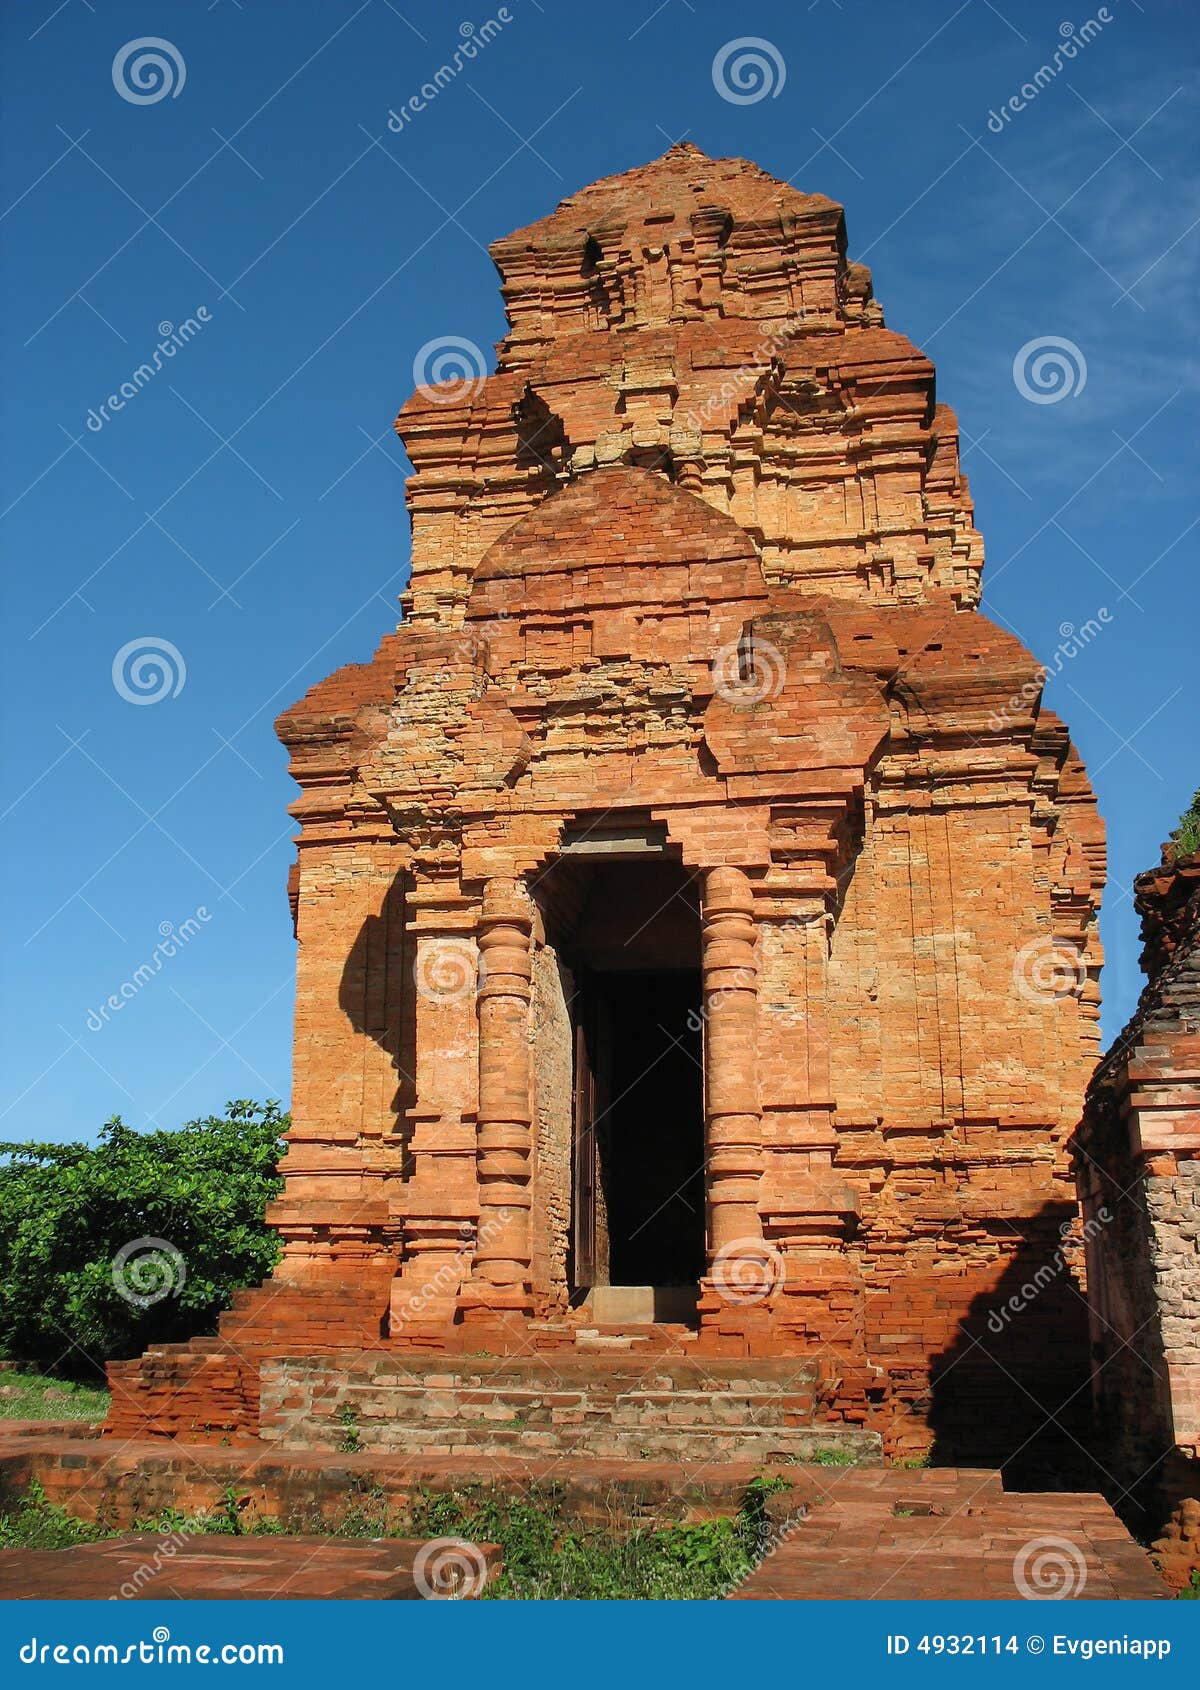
(0, 1101, 285, 1375)
(809, 1446, 859, 1467)
(404, 1482, 771, 1599)
(1178, 1568, 1200, 1601)
(1171, 789, 1200, 857)
(0, 1482, 108, 1550)
(0, 1367, 109, 1422)
(336, 1405, 362, 1453)
(0, 1477, 783, 1599)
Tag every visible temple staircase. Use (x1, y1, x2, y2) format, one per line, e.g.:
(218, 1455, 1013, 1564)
(258, 1351, 880, 1465)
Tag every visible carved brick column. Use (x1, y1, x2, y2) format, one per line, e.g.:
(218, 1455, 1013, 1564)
(698, 867, 767, 1341)
(461, 876, 535, 1327)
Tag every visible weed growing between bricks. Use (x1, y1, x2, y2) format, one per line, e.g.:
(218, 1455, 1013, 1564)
(0, 1475, 791, 1601)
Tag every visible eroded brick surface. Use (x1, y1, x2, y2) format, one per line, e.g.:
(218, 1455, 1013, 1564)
(1075, 851, 1200, 1589)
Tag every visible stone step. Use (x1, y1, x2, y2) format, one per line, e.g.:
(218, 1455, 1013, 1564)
(335, 1424, 875, 1463)
(257, 1352, 880, 1464)
(297, 1385, 820, 1430)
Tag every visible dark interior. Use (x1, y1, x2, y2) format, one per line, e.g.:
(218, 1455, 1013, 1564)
(592, 968, 705, 1286)
(537, 842, 706, 1293)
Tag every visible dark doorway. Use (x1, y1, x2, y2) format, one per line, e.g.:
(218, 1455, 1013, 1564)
(537, 845, 706, 1303)
(574, 968, 705, 1289)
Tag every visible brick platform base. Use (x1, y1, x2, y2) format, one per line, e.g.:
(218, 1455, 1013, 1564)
(0, 1535, 500, 1601)
(0, 1429, 1166, 1601)
(735, 1467, 1168, 1601)
(259, 1352, 877, 1465)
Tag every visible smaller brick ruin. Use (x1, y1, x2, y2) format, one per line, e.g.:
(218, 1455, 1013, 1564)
(1074, 849, 1200, 1588)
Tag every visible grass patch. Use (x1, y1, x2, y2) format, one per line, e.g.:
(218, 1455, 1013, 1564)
(809, 1447, 859, 1468)
(404, 1480, 778, 1600)
(0, 1482, 109, 1550)
(0, 1476, 787, 1601)
(0, 1367, 109, 1423)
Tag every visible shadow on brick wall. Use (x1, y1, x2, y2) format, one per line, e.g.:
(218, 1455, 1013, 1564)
(338, 890, 415, 1175)
(925, 1202, 1102, 1491)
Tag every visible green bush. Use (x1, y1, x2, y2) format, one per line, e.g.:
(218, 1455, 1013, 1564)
(1171, 789, 1200, 857)
(0, 1101, 285, 1376)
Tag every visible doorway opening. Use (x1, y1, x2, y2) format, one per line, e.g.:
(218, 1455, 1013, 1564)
(535, 844, 706, 1315)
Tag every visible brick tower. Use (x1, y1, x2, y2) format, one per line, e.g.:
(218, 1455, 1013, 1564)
(109, 146, 1105, 1460)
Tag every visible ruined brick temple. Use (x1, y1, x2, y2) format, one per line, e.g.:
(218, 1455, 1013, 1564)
(1075, 848, 1200, 1583)
(109, 146, 1108, 1463)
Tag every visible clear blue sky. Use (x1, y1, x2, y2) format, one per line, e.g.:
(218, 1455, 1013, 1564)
(1, 0, 1195, 1143)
